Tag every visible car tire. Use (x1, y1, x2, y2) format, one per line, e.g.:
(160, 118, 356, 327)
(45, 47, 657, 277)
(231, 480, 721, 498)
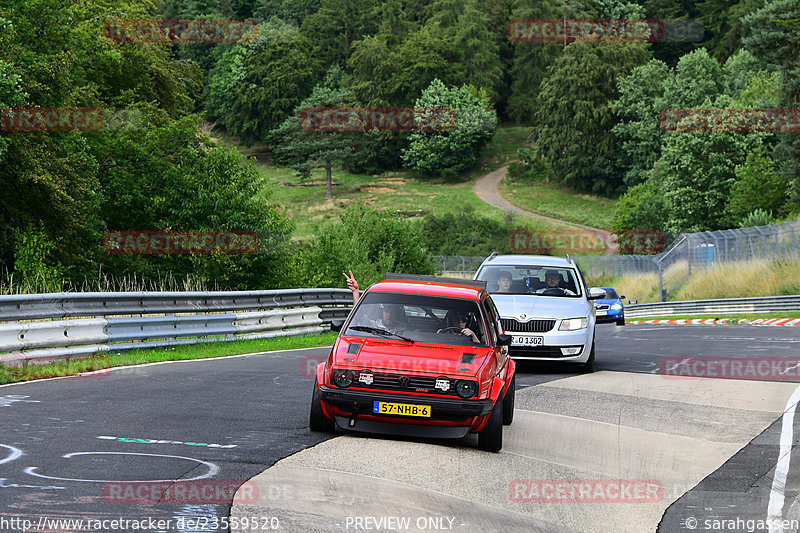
(502, 373, 515, 426)
(616, 318, 625, 326)
(579, 341, 595, 373)
(309, 378, 335, 432)
(478, 394, 503, 452)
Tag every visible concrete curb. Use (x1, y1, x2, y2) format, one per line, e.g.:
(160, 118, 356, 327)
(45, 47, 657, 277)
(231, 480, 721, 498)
(626, 318, 800, 327)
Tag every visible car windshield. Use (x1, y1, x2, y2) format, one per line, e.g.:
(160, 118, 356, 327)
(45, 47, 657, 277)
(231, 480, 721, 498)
(345, 292, 488, 346)
(603, 289, 618, 299)
(475, 265, 582, 297)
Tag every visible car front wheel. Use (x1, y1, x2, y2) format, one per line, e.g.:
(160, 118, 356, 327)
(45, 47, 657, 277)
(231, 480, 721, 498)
(309, 378, 335, 432)
(579, 341, 595, 373)
(478, 395, 503, 452)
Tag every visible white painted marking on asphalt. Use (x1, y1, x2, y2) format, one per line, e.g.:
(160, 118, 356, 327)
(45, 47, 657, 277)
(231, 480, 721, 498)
(24, 451, 220, 482)
(780, 363, 800, 377)
(0, 395, 39, 407)
(0, 478, 64, 490)
(0, 444, 23, 465)
(95, 435, 236, 448)
(767, 385, 800, 533)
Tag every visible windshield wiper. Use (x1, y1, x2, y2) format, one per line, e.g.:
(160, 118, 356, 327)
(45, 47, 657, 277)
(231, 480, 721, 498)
(349, 325, 415, 343)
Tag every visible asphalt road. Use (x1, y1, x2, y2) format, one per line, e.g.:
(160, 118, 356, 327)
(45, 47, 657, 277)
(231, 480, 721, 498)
(1, 324, 799, 532)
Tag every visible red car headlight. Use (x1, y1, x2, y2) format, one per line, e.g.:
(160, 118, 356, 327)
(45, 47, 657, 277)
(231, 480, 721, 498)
(455, 380, 478, 399)
(332, 369, 355, 388)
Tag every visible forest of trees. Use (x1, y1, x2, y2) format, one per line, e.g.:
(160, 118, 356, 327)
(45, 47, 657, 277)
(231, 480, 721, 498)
(1, 0, 798, 290)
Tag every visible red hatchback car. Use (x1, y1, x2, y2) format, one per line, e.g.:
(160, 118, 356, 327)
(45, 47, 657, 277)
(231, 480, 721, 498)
(309, 274, 516, 452)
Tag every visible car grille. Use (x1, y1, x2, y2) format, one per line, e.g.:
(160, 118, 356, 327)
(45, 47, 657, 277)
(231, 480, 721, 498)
(510, 346, 576, 358)
(501, 318, 556, 333)
(595, 304, 610, 310)
(353, 372, 461, 397)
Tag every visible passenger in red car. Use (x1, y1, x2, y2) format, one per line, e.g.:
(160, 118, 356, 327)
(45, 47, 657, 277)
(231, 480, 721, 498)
(343, 270, 408, 335)
(343, 270, 361, 304)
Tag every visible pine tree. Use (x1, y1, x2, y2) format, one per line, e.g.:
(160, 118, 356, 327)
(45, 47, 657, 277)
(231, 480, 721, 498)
(533, 41, 649, 192)
(743, 0, 800, 211)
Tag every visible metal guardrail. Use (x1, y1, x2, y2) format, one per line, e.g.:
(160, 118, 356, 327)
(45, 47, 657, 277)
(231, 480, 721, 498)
(625, 295, 800, 318)
(0, 289, 352, 365)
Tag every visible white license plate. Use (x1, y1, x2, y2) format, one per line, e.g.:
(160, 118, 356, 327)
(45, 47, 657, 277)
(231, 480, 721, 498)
(596, 310, 607, 316)
(512, 335, 544, 346)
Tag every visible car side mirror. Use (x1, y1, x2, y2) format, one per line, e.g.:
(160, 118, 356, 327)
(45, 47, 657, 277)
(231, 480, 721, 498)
(330, 319, 344, 332)
(497, 333, 512, 346)
(620, 295, 626, 300)
(588, 288, 605, 300)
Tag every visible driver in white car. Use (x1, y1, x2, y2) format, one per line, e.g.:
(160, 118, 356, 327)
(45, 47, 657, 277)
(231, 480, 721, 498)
(533, 269, 576, 296)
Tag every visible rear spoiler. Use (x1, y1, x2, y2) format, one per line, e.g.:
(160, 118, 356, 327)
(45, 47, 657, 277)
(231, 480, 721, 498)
(384, 273, 487, 289)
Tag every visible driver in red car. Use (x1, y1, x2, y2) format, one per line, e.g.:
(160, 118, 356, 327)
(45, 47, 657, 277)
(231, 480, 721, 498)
(437, 311, 481, 343)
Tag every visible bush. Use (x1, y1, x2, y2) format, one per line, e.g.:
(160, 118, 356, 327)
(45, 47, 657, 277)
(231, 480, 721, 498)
(612, 175, 668, 233)
(725, 145, 788, 222)
(739, 208, 774, 228)
(304, 203, 434, 288)
(401, 80, 497, 179)
(419, 207, 513, 257)
(11, 225, 64, 293)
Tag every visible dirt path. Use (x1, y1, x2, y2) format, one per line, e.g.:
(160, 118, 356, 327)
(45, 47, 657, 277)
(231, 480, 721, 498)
(473, 165, 618, 255)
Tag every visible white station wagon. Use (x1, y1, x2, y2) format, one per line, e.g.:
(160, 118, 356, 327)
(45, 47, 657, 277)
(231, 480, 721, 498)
(473, 254, 604, 372)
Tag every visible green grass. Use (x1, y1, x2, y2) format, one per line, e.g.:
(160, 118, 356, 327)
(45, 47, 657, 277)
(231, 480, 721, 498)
(462, 125, 533, 178)
(213, 123, 611, 240)
(0, 332, 337, 385)
(498, 175, 618, 230)
(255, 162, 570, 242)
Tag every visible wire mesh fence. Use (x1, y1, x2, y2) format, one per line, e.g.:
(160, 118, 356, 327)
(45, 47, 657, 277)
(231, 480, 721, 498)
(431, 255, 487, 278)
(646, 221, 800, 301)
(433, 220, 800, 301)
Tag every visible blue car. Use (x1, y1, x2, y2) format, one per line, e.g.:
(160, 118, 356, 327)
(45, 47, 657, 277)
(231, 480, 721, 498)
(594, 287, 626, 326)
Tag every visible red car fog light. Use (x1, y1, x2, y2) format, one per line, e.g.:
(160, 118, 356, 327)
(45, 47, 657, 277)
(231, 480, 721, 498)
(455, 380, 478, 399)
(332, 369, 355, 388)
